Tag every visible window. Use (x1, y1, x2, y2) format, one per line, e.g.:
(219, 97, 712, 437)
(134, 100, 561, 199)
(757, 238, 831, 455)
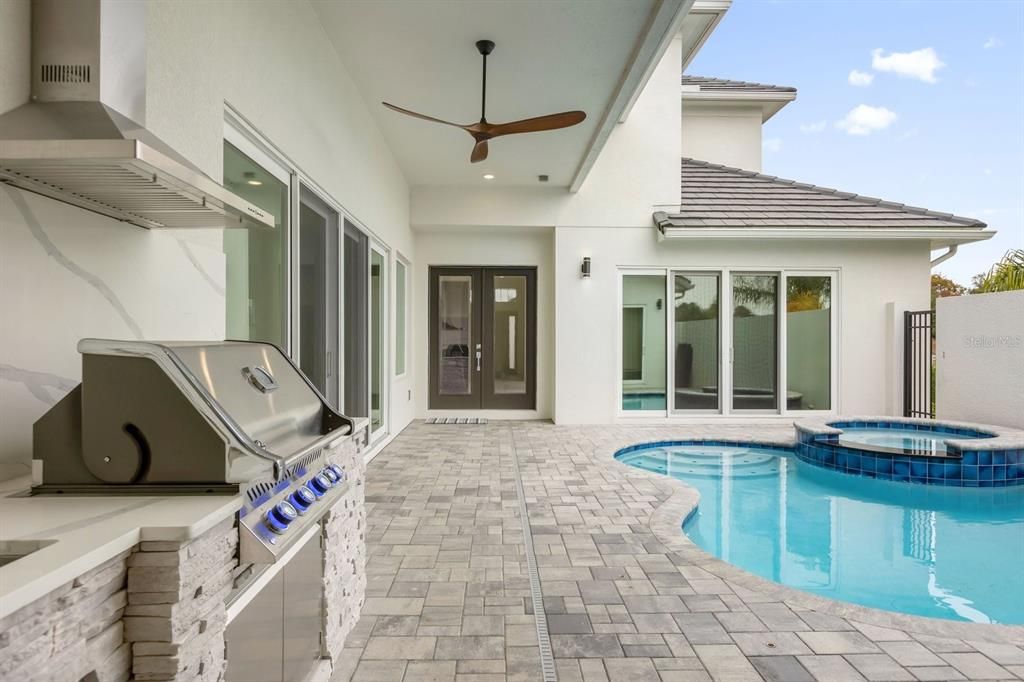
(223, 140, 289, 347)
(620, 268, 835, 415)
(621, 274, 667, 411)
(395, 259, 407, 376)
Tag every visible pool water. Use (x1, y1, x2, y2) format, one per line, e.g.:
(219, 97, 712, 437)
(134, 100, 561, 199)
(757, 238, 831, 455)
(617, 443, 1024, 624)
(621, 392, 667, 411)
(836, 427, 984, 455)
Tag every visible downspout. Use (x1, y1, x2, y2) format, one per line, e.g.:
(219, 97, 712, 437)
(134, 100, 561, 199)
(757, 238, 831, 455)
(930, 244, 958, 268)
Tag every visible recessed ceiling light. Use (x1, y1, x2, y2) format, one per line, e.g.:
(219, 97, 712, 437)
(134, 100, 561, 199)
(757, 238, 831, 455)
(483, 174, 495, 180)
(246, 179, 263, 186)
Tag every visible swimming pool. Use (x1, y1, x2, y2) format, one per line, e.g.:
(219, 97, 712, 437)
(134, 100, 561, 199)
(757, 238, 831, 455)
(616, 441, 1024, 624)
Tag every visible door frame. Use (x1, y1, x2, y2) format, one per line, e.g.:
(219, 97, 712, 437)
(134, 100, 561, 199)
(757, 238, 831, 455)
(369, 241, 390, 442)
(428, 266, 537, 410)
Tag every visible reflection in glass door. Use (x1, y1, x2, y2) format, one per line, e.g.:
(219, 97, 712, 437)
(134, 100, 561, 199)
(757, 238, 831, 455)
(731, 273, 779, 411)
(369, 246, 387, 438)
(621, 274, 667, 411)
(673, 273, 720, 411)
(786, 275, 832, 410)
(297, 189, 339, 404)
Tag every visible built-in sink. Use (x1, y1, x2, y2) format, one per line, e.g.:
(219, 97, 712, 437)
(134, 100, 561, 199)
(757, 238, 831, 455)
(0, 540, 56, 567)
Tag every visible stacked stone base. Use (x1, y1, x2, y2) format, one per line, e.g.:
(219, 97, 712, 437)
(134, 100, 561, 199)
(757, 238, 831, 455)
(0, 550, 131, 682)
(1, 429, 367, 682)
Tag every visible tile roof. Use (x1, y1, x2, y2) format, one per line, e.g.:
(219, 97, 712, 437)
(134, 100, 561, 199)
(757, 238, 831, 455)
(681, 75, 796, 94)
(656, 159, 987, 230)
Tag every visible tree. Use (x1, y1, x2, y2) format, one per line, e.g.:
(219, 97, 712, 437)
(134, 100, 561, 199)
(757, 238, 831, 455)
(972, 249, 1024, 293)
(930, 273, 966, 309)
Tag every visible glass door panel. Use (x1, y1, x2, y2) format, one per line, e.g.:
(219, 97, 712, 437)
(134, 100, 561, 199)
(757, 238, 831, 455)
(482, 269, 536, 409)
(297, 193, 338, 403)
(223, 141, 288, 348)
(438, 275, 474, 396)
(731, 274, 779, 411)
(673, 273, 720, 411)
(343, 221, 368, 418)
(621, 274, 667, 411)
(370, 248, 386, 436)
(786, 275, 832, 410)
(492, 276, 526, 395)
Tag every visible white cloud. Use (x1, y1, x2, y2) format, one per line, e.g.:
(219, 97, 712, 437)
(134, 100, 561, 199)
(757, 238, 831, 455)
(983, 37, 1002, 49)
(763, 137, 783, 153)
(871, 47, 945, 83)
(835, 105, 898, 135)
(799, 120, 827, 134)
(848, 69, 874, 86)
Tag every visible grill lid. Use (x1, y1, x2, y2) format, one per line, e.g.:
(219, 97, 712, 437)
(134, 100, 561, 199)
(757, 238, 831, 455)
(32, 339, 354, 493)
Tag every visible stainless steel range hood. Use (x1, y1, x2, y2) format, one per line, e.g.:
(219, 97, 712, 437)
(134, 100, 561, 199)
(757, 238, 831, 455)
(0, 0, 274, 230)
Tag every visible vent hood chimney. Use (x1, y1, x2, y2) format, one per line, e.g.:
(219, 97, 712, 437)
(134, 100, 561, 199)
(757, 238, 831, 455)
(0, 0, 274, 230)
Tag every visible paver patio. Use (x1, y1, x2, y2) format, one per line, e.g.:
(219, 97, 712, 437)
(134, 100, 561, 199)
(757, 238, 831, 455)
(331, 422, 1024, 682)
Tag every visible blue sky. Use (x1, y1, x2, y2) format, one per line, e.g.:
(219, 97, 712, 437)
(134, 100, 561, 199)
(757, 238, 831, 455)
(688, 0, 1024, 287)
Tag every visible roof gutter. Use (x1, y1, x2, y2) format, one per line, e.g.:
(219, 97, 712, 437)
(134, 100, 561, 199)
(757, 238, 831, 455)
(930, 245, 959, 267)
(653, 215, 995, 248)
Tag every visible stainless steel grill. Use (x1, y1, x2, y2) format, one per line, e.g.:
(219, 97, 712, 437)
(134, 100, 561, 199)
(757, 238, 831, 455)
(33, 338, 363, 563)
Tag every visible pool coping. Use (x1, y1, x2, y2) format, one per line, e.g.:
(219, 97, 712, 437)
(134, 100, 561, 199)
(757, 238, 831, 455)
(611, 435, 1024, 645)
(794, 415, 1024, 452)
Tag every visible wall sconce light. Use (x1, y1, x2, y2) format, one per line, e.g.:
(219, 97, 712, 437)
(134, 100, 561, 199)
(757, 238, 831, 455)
(656, 298, 663, 310)
(581, 256, 591, 278)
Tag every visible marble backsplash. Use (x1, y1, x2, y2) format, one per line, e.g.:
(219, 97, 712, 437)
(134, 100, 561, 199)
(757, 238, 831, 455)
(0, 187, 227, 481)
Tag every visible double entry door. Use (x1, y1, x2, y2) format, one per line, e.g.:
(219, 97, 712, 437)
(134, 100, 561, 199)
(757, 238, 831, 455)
(429, 267, 536, 410)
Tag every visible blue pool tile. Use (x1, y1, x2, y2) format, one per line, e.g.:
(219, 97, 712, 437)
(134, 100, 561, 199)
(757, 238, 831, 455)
(963, 465, 979, 480)
(979, 450, 993, 466)
(979, 466, 994, 481)
(962, 451, 978, 466)
(910, 460, 929, 478)
(992, 451, 1006, 465)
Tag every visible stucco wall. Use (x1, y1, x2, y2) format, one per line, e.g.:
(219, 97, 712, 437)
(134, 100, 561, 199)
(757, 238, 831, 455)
(681, 103, 763, 171)
(554, 231, 931, 423)
(0, 1, 412, 480)
(936, 291, 1024, 429)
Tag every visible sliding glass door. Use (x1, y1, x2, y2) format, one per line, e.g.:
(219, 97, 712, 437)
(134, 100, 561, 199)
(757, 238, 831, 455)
(673, 273, 720, 412)
(785, 275, 832, 411)
(296, 187, 340, 405)
(621, 268, 836, 416)
(731, 273, 779, 412)
(370, 245, 388, 438)
(621, 273, 667, 411)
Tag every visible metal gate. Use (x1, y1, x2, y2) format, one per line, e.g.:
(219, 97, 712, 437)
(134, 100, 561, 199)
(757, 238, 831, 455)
(903, 310, 934, 418)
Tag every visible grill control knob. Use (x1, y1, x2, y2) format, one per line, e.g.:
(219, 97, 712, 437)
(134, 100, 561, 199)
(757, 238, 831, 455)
(322, 467, 340, 484)
(265, 500, 298, 534)
(328, 464, 346, 482)
(309, 473, 333, 496)
(290, 485, 316, 513)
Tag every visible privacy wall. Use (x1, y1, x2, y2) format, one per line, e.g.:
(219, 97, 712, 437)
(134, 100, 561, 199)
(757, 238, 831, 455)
(936, 290, 1024, 429)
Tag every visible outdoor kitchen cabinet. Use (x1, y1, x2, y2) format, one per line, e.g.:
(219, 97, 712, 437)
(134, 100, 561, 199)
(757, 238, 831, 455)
(225, 530, 324, 682)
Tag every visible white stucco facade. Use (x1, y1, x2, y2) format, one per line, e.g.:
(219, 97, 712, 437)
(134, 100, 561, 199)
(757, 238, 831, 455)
(681, 103, 764, 171)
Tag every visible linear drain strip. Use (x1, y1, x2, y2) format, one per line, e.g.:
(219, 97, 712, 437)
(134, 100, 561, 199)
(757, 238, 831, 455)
(425, 416, 488, 425)
(508, 427, 557, 682)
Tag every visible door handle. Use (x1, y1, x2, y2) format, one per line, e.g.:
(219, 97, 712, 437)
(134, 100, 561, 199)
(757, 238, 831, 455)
(475, 344, 482, 372)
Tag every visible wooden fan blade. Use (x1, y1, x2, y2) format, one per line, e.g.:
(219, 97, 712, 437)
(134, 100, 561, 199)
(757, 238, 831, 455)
(488, 111, 586, 137)
(382, 102, 467, 129)
(470, 139, 489, 163)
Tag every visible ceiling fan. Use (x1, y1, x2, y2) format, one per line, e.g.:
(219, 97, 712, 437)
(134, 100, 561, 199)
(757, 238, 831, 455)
(382, 40, 586, 164)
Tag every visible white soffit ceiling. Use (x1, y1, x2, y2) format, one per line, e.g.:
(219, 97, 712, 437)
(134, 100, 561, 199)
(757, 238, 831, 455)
(312, 0, 665, 188)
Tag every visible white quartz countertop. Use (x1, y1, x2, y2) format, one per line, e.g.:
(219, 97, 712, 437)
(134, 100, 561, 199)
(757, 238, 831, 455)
(0, 475, 241, 620)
